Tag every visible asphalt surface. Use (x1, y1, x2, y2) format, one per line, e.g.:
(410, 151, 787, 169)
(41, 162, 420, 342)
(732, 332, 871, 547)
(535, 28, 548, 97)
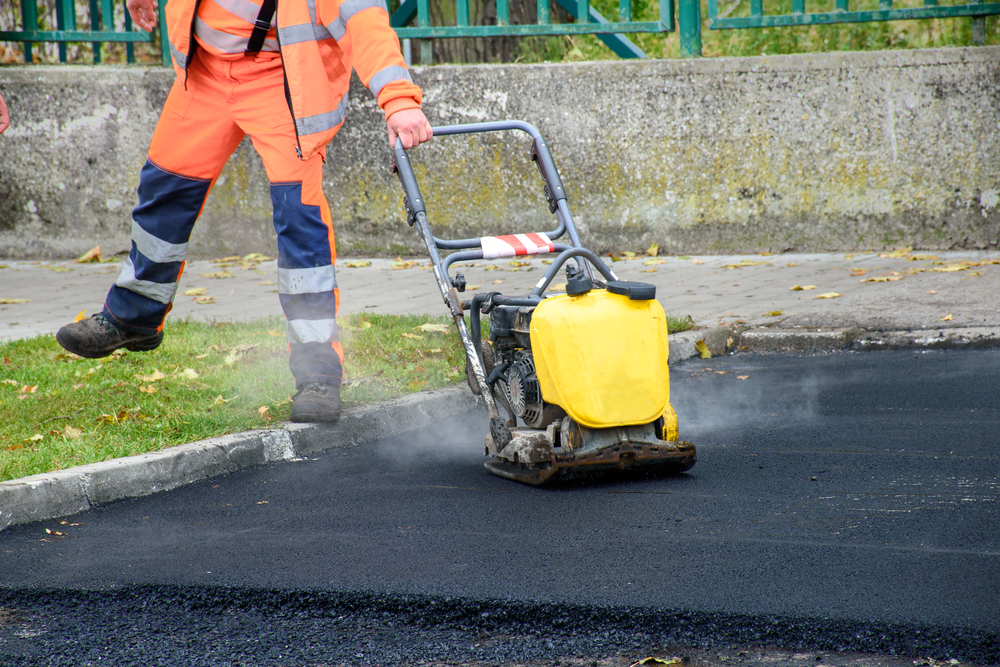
(2, 348, 997, 666)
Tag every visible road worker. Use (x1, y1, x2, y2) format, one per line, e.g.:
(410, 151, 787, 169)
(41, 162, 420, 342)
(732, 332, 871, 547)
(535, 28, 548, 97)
(56, 0, 432, 424)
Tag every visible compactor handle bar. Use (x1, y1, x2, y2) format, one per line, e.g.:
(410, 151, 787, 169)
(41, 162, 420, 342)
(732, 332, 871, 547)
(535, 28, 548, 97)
(392, 121, 616, 294)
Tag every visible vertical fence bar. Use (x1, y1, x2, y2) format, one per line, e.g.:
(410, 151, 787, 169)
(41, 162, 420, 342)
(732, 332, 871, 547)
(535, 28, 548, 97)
(537, 0, 550, 24)
(576, 0, 589, 23)
(620, 0, 632, 23)
(56, 0, 68, 61)
(791, 0, 805, 12)
(878, 0, 891, 10)
(678, 0, 701, 56)
(456, 0, 469, 26)
(417, 0, 431, 63)
(125, 2, 134, 63)
(158, 0, 170, 66)
(497, 0, 510, 25)
(661, 0, 672, 30)
(750, 0, 763, 15)
(89, 0, 101, 62)
(971, 0, 985, 43)
(20, 0, 37, 63)
(835, 0, 848, 11)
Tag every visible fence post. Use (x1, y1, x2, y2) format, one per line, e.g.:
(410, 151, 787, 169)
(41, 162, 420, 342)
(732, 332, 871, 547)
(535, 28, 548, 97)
(158, 0, 170, 66)
(678, 0, 702, 56)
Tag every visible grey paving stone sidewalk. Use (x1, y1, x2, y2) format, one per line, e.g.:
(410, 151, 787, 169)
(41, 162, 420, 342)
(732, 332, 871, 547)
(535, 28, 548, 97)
(3, 250, 1000, 342)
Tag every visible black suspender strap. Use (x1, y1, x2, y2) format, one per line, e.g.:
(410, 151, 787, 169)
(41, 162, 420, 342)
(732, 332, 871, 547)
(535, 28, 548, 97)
(245, 0, 276, 55)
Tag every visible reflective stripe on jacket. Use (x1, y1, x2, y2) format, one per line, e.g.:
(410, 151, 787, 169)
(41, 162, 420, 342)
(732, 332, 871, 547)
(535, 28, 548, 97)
(164, 0, 422, 159)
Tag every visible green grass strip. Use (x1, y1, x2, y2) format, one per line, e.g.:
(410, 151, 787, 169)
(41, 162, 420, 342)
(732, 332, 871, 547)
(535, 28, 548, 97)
(0, 311, 693, 482)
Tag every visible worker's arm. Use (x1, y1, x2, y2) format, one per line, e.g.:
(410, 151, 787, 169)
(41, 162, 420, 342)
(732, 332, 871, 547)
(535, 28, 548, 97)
(324, 0, 431, 149)
(0, 93, 9, 134)
(125, 0, 158, 31)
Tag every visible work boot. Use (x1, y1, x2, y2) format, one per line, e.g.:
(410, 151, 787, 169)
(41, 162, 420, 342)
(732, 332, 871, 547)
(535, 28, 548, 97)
(290, 382, 341, 424)
(56, 313, 163, 359)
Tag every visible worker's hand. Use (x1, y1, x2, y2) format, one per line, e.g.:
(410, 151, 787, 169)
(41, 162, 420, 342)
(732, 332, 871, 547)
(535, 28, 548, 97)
(387, 108, 432, 150)
(0, 93, 9, 135)
(126, 0, 158, 32)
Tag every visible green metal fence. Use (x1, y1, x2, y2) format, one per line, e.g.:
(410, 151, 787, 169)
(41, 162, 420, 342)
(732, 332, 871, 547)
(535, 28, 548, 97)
(0, 0, 997, 63)
(0, 0, 169, 65)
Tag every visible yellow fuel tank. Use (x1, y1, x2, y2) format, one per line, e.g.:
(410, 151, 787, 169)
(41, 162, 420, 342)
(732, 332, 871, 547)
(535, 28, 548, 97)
(529, 287, 672, 430)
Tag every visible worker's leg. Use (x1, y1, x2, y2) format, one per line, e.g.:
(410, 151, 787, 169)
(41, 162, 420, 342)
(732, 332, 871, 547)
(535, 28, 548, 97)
(58, 51, 246, 358)
(228, 55, 344, 401)
(103, 51, 247, 335)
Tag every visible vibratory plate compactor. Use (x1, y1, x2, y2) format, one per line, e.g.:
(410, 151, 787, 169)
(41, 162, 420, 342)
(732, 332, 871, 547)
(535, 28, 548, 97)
(393, 121, 696, 485)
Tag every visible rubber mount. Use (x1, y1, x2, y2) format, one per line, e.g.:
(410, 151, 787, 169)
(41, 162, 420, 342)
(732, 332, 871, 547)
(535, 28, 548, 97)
(489, 416, 512, 450)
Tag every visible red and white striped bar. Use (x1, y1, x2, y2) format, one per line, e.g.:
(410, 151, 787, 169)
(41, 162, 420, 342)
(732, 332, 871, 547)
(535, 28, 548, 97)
(480, 233, 555, 259)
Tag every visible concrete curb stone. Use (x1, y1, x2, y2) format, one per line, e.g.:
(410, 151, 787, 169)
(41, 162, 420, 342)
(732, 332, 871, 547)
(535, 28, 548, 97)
(734, 326, 1000, 354)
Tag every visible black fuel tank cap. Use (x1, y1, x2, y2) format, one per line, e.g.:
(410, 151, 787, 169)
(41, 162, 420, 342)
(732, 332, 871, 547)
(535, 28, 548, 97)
(606, 280, 656, 300)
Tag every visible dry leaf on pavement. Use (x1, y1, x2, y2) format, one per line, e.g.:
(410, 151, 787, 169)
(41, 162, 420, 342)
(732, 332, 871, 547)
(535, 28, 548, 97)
(344, 260, 372, 268)
(814, 292, 842, 299)
(695, 340, 712, 359)
(76, 246, 103, 263)
(941, 314, 954, 321)
(790, 285, 817, 291)
(184, 287, 207, 296)
(0, 298, 31, 304)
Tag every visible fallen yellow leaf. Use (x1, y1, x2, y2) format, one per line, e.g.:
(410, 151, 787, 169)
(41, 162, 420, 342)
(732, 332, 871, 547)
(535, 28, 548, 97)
(643, 258, 667, 266)
(73, 309, 88, 323)
(0, 298, 32, 304)
(940, 314, 954, 321)
(45, 528, 67, 536)
(180, 368, 199, 380)
(465, 284, 480, 291)
(27, 433, 44, 441)
(193, 295, 215, 304)
(139, 384, 157, 394)
(927, 290, 938, 295)
(725, 259, 769, 269)
(509, 260, 532, 268)
(184, 287, 207, 296)
(201, 271, 235, 279)
(344, 260, 372, 268)
(76, 245, 102, 263)
(20, 385, 38, 394)
(258, 406, 273, 421)
(646, 242, 659, 257)
(141, 371, 166, 382)
(880, 246, 912, 258)
(790, 285, 817, 291)
(814, 292, 842, 299)
(491, 279, 503, 285)
(765, 310, 783, 317)
(737, 375, 750, 380)
(401, 332, 424, 340)
(695, 340, 712, 359)
(63, 425, 82, 440)
(691, 259, 704, 265)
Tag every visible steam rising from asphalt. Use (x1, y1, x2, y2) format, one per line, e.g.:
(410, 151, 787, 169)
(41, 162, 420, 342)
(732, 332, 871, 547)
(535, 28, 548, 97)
(374, 410, 489, 464)
(670, 360, 823, 441)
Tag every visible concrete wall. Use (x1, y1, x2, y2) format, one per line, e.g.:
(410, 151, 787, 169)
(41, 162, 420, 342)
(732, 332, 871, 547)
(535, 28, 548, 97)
(1, 46, 998, 259)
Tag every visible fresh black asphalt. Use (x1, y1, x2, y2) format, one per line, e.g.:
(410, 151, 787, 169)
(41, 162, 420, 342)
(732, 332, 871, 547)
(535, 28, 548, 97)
(1, 348, 998, 665)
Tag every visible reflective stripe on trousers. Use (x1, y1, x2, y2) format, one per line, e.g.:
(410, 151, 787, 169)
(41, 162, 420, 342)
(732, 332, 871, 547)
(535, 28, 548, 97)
(104, 49, 343, 388)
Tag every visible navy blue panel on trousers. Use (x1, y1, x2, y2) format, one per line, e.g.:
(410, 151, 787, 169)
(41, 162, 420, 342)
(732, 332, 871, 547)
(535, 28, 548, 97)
(278, 291, 339, 324)
(135, 160, 213, 245)
(103, 160, 212, 334)
(290, 342, 343, 389)
(270, 182, 331, 269)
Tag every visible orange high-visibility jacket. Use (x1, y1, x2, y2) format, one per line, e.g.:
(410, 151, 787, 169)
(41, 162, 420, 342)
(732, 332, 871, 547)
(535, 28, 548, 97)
(164, 0, 422, 160)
